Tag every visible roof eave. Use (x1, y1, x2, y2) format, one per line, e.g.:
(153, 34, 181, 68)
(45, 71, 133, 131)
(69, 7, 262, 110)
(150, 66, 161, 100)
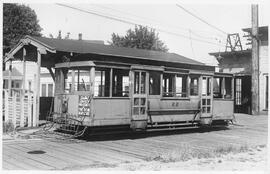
(4, 35, 56, 62)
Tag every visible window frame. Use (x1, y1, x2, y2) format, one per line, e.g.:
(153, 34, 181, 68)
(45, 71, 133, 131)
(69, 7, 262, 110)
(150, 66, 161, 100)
(149, 71, 161, 96)
(162, 72, 189, 99)
(213, 75, 234, 100)
(93, 66, 131, 99)
(189, 75, 200, 96)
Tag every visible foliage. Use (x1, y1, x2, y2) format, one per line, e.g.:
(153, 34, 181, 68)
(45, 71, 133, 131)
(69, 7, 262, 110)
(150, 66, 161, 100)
(110, 25, 168, 52)
(3, 3, 42, 55)
(3, 121, 15, 133)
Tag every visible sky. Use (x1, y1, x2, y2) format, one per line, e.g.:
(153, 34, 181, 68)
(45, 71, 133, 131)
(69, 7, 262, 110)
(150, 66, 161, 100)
(24, 1, 269, 66)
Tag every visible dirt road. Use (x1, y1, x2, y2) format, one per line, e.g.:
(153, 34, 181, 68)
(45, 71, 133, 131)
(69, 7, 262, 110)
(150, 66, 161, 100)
(2, 114, 268, 170)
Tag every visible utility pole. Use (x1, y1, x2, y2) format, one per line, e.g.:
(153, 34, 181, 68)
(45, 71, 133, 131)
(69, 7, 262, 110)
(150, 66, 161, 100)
(251, 4, 260, 115)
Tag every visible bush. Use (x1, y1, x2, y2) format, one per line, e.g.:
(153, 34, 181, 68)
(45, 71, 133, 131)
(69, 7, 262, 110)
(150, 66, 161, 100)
(3, 121, 15, 133)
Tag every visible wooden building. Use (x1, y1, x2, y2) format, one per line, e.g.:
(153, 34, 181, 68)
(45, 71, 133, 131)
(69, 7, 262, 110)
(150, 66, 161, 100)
(209, 26, 268, 115)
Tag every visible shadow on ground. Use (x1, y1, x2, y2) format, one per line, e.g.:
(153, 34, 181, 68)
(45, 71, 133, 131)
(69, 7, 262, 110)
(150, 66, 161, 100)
(78, 126, 230, 142)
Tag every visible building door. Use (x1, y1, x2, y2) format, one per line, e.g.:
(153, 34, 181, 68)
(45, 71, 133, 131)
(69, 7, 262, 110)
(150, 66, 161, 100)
(200, 76, 213, 124)
(131, 71, 148, 130)
(234, 76, 251, 114)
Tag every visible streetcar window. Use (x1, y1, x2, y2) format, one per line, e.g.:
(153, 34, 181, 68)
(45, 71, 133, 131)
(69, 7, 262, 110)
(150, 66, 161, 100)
(149, 71, 160, 95)
(190, 76, 199, 96)
(213, 77, 223, 98)
(74, 69, 90, 91)
(163, 73, 174, 97)
(213, 77, 232, 99)
(162, 73, 187, 97)
(112, 69, 129, 97)
(55, 69, 61, 93)
(175, 74, 187, 97)
(63, 69, 72, 93)
(94, 68, 110, 97)
(224, 77, 232, 99)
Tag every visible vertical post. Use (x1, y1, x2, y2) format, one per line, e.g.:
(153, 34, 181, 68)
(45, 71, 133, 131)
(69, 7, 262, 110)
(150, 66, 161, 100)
(109, 68, 113, 97)
(187, 75, 190, 97)
(71, 69, 75, 92)
(90, 66, 95, 126)
(8, 59, 12, 96)
(222, 77, 225, 99)
(34, 49, 42, 127)
(20, 48, 26, 127)
(160, 73, 163, 97)
(231, 77, 235, 100)
(4, 90, 9, 122)
(12, 94, 16, 128)
(32, 74, 36, 127)
(27, 92, 31, 127)
(251, 4, 260, 115)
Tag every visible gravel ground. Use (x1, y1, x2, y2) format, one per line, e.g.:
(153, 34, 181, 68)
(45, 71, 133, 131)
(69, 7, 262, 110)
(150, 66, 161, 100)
(86, 145, 267, 171)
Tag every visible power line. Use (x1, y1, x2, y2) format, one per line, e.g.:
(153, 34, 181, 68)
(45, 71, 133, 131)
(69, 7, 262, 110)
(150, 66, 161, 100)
(175, 4, 228, 35)
(92, 4, 225, 40)
(56, 3, 225, 47)
(189, 29, 196, 59)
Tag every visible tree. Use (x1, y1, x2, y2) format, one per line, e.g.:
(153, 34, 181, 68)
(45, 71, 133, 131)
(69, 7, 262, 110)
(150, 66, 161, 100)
(110, 25, 168, 52)
(3, 3, 42, 55)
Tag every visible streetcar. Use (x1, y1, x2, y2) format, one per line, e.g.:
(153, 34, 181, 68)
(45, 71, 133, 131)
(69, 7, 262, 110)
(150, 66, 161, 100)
(52, 56, 234, 135)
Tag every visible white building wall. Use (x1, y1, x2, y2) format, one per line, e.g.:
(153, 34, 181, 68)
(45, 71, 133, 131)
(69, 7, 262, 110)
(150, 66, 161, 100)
(5, 61, 55, 96)
(259, 45, 269, 111)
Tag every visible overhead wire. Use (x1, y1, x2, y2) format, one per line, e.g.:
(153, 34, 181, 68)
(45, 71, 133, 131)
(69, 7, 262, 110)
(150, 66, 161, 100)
(175, 4, 228, 35)
(91, 4, 226, 43)
(56, 3, 225, 47)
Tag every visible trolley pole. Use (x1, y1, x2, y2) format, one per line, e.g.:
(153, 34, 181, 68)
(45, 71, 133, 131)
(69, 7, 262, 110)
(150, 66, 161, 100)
(251, 4, 260, 115)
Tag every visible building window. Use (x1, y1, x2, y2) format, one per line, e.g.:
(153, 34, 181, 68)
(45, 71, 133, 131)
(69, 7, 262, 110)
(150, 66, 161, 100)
(149, 71, 160, 95)
(74, 69, 90, 91)
(48, 83, 53, 97)
(112, 69, 129, 97)
(162, 73, 187, 97)
(190, 76, 199, 96)
(235, 78, 242, 105)
(41, 84, 46, 97)
(94, 68, 110, 97)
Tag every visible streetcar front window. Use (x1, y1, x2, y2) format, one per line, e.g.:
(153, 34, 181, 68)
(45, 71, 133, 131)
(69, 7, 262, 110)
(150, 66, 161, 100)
(63, 69, 72, 93)
(74, 69, 90, 91)
(213, 76, 232, 99)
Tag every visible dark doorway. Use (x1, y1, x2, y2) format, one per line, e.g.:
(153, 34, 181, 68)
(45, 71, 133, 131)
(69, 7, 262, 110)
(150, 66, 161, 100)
(234, 76, 251, 114)
(39, 97, 54, 120)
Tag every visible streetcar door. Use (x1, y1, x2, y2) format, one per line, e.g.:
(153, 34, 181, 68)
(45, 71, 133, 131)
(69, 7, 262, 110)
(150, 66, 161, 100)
(131, 71, 148, 130)
(200, 76, 213, 124)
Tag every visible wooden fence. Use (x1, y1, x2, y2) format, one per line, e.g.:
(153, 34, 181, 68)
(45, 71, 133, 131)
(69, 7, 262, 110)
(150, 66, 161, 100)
(3, 89, 34, 128)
